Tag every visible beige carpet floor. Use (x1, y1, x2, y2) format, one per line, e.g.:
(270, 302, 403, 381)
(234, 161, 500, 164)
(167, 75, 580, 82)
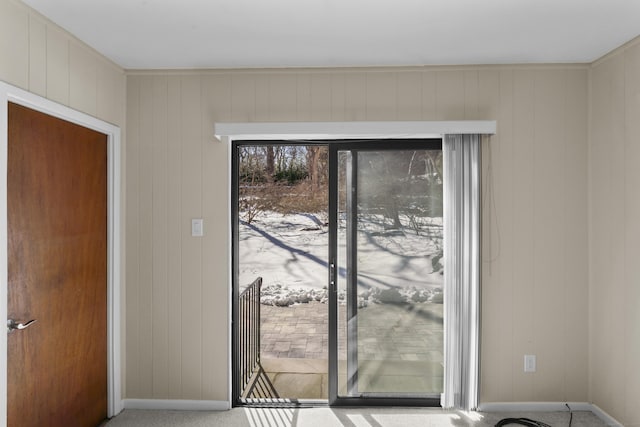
(104, 408, 607, 427)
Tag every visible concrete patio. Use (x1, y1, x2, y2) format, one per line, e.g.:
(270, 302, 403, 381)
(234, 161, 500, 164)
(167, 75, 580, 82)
(258, 300, 444, 399)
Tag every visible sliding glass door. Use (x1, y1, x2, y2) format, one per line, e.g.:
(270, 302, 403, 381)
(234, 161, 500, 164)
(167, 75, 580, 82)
(232, 138, 450, 406)
(328, 140, 444, 405)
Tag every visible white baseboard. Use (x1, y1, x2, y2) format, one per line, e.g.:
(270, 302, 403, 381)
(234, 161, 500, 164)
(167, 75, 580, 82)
(478, 402, 590, 412)
(477, 402, 622, 427)
(590, 404, 624, 427)
(123, 399, 230, 411)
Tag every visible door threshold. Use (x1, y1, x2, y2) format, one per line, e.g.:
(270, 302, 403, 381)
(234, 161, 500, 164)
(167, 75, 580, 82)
(239, 398, 329, 408)
(239, 396, 441, 408)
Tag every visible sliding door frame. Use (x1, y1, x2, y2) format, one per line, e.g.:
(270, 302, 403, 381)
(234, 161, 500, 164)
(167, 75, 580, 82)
(231, 139, 329, 405)
(232, 138, 443, 406)
(328, 138, 443, 407)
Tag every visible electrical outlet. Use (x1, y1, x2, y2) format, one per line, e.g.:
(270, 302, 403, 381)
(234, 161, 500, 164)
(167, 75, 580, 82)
(524, 355, 536, 372)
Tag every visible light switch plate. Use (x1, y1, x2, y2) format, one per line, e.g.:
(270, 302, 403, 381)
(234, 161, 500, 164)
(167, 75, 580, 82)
(524, 355, 536, 372)
(191, 218, 203, 237)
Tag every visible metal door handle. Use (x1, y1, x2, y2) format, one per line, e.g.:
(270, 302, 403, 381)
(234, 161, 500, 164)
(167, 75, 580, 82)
(7, 319, 37, 333)
(330, 262, 336, 292)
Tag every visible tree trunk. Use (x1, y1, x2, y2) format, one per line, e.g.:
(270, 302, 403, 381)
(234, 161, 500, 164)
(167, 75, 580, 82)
(307, 146, 322, 192)
(265, 146, 275, 182)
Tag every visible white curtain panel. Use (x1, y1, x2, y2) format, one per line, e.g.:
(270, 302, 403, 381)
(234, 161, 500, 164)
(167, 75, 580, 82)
(441, 134, 481, 410)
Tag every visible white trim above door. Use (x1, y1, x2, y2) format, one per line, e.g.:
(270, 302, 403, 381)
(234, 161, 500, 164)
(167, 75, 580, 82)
(0, 81, 123, 425)
(215, 120, 496, 142)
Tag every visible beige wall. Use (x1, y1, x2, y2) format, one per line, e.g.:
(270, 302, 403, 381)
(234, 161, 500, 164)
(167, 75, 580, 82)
(589, 37, 640, 427)
(125, 66, 590, 403)
(0, 0, 126, 126)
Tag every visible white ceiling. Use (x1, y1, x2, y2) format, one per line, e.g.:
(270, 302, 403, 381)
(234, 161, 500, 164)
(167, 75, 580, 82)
(22, 0, 640, 70)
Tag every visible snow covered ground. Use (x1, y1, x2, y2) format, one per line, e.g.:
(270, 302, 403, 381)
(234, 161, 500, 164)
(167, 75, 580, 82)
(238, 211, 443, 307)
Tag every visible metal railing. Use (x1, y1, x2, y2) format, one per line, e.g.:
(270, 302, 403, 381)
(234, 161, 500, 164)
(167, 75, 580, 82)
(239, 277, 262, 397)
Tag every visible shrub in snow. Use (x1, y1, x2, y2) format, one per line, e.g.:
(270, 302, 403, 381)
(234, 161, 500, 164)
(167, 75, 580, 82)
(259, 283, 442, 307)
(410, 290, 430, 303)
(374, 288, 405, 304)
(274, 296, 293, 307)
(429, 291, 443, 304)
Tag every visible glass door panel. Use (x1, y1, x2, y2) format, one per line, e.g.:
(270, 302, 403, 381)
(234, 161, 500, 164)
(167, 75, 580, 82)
(330, 142, 444, 402)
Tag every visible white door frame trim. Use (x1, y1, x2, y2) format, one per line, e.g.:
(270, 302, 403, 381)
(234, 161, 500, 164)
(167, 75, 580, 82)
(0, 81, 123, 425)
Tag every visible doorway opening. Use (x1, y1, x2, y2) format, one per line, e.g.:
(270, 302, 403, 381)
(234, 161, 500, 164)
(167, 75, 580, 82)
(232, 139, 444, 406)
(234, 143, 330, 402)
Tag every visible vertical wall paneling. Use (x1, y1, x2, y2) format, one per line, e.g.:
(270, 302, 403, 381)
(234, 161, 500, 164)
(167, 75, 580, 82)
(435, 70, 465, 120)
(69, 40, 98, 116)
(179, 75, 204, 399)
(421, 71, 437, 120)
(0, 0, 28, 88)
(606, 54, 626, 421)
(230, 73, 256, 122)
(464, 70, 480, 120)
(96, 59, 126, 126)
(310, 73, 332, 121)
(510, 69, 537, 401)
(589, 37, 640, 425)
(607, 54, 628, 422)
(599, 57, 620, 414)
(479, 68, 512, 401)
(343, 72, 366, 121)
(531, 69, 567, 401)
(254, 74, 269, 122)
(365, 71, 397, 120)
(496, 68, 516, 398)
(0, 0, 125, 123)
(563, 69, 589, 400)
(590, 58, 611, 418)
(28, 13, 47, 96)
(623, 43, 640, 425)
(588, 59, 612, 407)
(330, 73, 346, 121)
(396, 71, 422, 120)
(268, 73, 297, 122)
(151, 76, 169, 398)
(201, 74, 232, 400)
(45, 26, 70, 105)
(166, 75, 183, 399)
(137, 77, 155, 396)
(125, 76, 141, 398)
(295, 73, 312, 121)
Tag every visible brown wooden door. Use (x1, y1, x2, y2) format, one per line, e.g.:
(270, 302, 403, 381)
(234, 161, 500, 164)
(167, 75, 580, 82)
(7, 102, 108, 427)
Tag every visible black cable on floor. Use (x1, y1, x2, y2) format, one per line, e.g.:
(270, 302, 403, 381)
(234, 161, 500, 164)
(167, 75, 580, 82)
(566, 403, 573, 427)
(495, 403, 574, 427)
(494, 417, 552, 427)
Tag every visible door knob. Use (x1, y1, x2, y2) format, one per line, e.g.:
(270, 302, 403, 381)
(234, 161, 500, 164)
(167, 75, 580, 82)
(7, 319, 37, 333)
